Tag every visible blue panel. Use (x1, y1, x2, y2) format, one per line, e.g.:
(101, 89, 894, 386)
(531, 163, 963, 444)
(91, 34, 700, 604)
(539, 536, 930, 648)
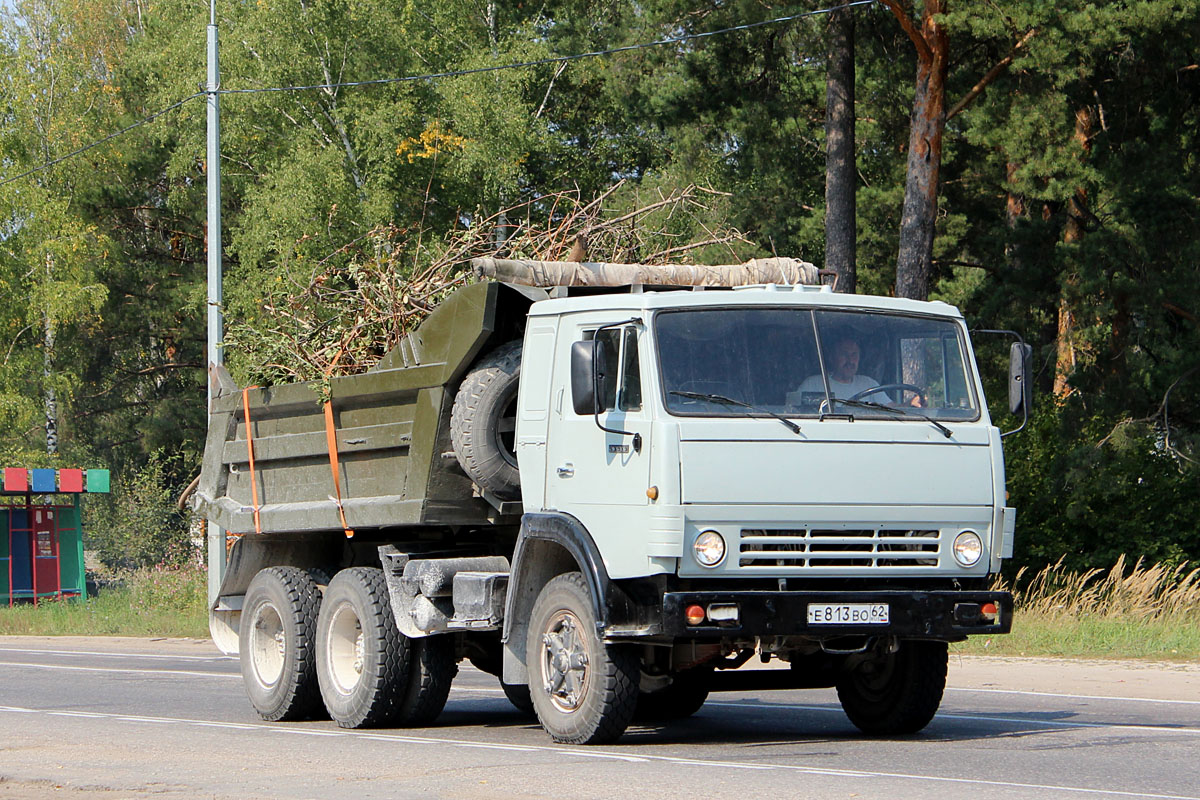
(31, 469, 56, 493)
(9, 510, 32, 592)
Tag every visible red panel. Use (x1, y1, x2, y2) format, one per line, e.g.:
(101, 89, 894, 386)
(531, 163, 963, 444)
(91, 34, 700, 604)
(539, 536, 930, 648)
(3, 468, 28, 493)
(59, 469, 83, 493)
(32, 508, 60, 598)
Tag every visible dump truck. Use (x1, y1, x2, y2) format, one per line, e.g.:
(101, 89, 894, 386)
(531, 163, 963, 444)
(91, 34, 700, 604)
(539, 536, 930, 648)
(193, 258, 1029, 744)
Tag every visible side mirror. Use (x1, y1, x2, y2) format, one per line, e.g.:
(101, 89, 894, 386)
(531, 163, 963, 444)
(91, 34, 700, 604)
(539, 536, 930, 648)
(1009, 342, 1033, 415)
(570, 340, 607, 415)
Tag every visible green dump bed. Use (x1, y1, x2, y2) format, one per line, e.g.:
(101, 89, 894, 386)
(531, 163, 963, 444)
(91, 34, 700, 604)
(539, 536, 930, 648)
(193, 281, 544, 535)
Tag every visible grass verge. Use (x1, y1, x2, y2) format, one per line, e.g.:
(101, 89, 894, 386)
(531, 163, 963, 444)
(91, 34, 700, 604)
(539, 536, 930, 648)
(952, 615, 1200, 660)
(1, 556, 1197, 660)
(954, 555, 1200, 661)
(0, 563, 208, 638)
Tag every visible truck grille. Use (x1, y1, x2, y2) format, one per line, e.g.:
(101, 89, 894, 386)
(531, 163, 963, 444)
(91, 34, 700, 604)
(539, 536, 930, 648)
(738, 528, 941, 569)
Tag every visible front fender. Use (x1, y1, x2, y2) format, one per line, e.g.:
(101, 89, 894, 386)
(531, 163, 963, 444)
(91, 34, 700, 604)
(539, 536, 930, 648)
(501, 513, 655, 685)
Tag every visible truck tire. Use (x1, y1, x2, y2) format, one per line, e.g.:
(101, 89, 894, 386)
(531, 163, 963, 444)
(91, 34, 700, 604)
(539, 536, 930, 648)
(501, 681, 535, 716)
(396, 634, 458, 726)
(239, 566, 325, 721)
(316, 567, 411, 728)
(636, 668, 711, 721)
(451, 340, 522, 498)
(526, 572, 638, 744)
(836, 640, 948, 735)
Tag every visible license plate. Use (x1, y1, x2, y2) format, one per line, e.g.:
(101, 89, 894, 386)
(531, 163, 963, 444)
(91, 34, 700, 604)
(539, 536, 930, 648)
(807, 603, 889, 625)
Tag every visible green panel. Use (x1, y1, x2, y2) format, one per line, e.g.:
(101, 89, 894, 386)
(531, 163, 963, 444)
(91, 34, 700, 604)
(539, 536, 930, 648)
(58, 500, 85, 599)
(86, 469, 110, 493)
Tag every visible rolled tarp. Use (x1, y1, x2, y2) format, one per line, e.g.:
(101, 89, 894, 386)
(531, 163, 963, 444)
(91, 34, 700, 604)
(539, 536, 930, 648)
(470, 257, 820, 288)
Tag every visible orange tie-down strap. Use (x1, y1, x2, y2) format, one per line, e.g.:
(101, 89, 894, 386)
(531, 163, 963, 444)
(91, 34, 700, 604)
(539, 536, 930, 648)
(323, 401, 355, 539)
(241, 387, 262, 535)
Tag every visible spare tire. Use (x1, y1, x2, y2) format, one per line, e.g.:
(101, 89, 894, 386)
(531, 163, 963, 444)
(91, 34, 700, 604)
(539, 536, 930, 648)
(451, 340, 522, 498)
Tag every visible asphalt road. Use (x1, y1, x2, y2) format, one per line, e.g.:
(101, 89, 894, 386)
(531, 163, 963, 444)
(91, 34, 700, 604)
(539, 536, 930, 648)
(0, 636, 1197, 800)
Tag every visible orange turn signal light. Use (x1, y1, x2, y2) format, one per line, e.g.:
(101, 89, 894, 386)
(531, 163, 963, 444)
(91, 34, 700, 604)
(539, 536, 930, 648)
(647, 485, 659, 501)
(981, 602, 998, 618)
(684, 604, 706, 626)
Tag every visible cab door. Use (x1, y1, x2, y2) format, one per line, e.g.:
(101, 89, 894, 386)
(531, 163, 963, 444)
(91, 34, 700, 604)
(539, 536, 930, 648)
(544, 317, 652, 577)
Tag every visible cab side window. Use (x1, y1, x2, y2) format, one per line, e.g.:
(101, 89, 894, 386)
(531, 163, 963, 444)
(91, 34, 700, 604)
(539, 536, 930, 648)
(618, 326, 642, 412)
(584, 326, 642, 413)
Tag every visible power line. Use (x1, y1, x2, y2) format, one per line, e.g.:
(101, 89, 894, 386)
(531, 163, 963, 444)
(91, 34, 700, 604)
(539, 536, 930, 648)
(0, 93, 203, 190)
(218, 0, 876, 96)
(0, 0, 876, 188)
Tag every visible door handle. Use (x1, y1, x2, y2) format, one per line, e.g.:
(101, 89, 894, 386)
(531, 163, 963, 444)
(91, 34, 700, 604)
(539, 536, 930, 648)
(556, 464, 575, 478)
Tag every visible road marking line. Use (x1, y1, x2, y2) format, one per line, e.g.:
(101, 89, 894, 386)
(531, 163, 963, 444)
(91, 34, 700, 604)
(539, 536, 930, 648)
(0, 661, 239, 679)
(946, 686, 1200, 706)
(703, 699, 1200, 735)
(0, 647, 234, 662)
(3, 704, 1198, 800)
(455, 687, 1200, 735)
(5, 650, 1193, 706)
(4, 662, 1196, 737)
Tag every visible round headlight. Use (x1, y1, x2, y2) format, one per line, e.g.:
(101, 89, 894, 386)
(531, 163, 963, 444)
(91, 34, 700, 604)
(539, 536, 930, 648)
(953, 530, 983, 567)
(693, 530, 726, 567)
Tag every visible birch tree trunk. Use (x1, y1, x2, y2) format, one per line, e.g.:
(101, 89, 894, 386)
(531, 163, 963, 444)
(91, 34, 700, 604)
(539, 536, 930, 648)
(824, 7, 857, 294)
(43, 253, 58, 455)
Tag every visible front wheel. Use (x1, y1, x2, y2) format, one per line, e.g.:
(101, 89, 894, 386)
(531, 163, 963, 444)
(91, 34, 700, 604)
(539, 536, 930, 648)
(836, 640, 947, 735)
(526, 572, 638, 744)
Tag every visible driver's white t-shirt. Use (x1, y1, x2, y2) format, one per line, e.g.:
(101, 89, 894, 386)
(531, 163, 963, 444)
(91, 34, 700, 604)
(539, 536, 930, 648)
(789, 374, 879, 403)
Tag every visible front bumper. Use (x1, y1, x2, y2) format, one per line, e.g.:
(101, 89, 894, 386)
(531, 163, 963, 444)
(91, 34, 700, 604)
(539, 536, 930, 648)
(660, 589, 1012, 640)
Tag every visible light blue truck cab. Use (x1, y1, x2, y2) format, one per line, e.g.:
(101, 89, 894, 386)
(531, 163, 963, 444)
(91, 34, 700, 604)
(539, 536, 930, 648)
(498, 282, 1017, 741)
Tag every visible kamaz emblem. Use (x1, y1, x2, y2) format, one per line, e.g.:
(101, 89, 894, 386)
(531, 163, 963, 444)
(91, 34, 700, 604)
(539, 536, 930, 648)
(608, 444, 630, 454)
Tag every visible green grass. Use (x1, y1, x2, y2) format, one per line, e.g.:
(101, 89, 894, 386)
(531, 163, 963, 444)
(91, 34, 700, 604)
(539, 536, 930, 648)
(0, 564, 208, 638)
(952, 555, 1200, 661)
(2, 556, 1198, 661)
(952, 615, 1200, 661)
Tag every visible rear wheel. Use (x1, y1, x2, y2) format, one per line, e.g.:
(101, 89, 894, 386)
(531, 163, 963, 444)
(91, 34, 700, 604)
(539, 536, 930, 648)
(836, 640, 947, 735)
(239, 566, 325, 721)
(501, 681, 534, 716)
(526, 572, 638, 744)
(396, 634, 457, 726)
(316, 567, 411, 728)
(636, 668, 711, 721)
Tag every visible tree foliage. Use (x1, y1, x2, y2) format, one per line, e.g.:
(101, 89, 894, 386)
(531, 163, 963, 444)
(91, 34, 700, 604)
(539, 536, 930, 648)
(0, 0, 1197, 571)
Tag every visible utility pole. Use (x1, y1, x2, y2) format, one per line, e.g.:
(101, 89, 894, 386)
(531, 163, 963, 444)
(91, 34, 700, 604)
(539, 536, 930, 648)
(206, 0, 225, 606)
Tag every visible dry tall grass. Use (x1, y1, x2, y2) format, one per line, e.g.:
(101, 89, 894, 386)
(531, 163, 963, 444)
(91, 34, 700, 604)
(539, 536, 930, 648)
(1000, 555, 1200, 621)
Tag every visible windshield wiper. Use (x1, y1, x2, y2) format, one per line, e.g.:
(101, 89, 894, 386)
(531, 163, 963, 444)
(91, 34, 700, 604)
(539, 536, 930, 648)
(830, 398, 953, 439)
(669, 390, 801, 434)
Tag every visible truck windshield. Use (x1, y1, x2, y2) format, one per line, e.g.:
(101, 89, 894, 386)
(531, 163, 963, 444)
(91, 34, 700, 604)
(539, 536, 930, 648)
(655, 307, 980, 421)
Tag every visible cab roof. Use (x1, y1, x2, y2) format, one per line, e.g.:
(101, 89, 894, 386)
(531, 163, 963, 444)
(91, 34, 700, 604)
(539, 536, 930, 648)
(525, 283, 964, 321)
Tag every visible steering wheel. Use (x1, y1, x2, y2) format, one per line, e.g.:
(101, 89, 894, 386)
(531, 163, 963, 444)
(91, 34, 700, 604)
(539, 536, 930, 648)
(848, 383, 927, 405)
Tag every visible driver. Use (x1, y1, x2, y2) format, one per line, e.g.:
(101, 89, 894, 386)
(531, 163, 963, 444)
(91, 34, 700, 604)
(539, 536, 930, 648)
(790, 336, 878, 402)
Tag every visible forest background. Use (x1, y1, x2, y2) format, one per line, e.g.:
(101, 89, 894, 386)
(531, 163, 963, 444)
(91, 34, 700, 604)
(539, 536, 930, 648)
(0, 0, 1197, 575)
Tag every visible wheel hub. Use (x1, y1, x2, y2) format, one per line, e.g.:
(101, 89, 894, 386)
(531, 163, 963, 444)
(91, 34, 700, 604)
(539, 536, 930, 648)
(540, 611, 589, 712)
(327, 602, 366, 695)
(249, 605, 285, 688)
